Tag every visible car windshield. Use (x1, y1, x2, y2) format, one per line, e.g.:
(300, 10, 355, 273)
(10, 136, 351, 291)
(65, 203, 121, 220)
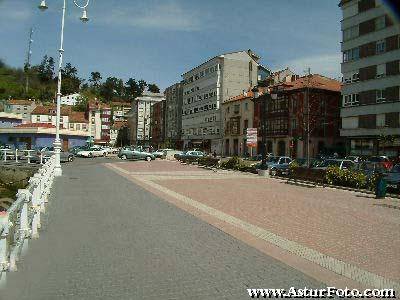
(319, 160, 341, 167)
(267, 157, 279, 163)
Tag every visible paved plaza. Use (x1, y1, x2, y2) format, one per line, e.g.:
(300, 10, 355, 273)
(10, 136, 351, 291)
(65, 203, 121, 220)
(107, 160, 400, 291)
(2, 158, 324, 300)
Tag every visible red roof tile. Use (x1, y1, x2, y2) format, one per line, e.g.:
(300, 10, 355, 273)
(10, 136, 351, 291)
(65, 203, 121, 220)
(69, 111, 87, 123)
(8, 99, 35, 105)
(273, 74, 341, 92)
(15, 123, 55, 128)
(31, 105, 72, 116)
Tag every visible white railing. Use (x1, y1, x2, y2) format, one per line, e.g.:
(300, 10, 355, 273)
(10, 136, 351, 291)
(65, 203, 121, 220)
(0, 155, 56, 287)
(1, 149, 49, 164)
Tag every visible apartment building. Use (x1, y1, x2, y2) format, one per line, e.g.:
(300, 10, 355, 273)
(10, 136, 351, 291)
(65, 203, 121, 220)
(150, 100, 166, 148)
(126, 91, 165, 145)
(4, 99, 37, 121)
(181, 50, 260, 154)
(259, 75, 343, 158)
(222, 90, 257, 156)
(87, 100, 111, 144)
(111, 101, 131, 122)
(339, 0, 400, 156)
(164, 82, 183, 149)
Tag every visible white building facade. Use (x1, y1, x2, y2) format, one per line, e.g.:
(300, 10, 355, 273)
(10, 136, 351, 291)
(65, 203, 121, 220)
(60, 93, 80, 106)
(181, 50, 260, 154)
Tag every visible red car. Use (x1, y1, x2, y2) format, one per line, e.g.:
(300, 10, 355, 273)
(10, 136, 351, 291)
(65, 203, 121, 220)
(368, 156, 393, 170)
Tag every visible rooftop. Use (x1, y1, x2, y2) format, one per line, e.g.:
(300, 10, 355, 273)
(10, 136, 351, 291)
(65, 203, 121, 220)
(274, 74, 341, 93)
(69, 111, 88, 123)
(7, 99, 35, 106)
(31, 105, 72, 116)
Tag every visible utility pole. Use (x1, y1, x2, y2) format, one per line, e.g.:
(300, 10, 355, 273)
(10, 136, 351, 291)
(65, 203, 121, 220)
(25, 27, 34, 94)
(306, 67, 311, 168)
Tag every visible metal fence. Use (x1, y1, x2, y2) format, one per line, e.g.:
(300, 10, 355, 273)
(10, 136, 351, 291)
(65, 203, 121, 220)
(0, 155, 56, 286)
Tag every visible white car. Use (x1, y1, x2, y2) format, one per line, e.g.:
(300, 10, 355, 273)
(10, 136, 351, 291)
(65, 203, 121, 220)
(76, 146, 108, 158)
(153, 148, 173, 158)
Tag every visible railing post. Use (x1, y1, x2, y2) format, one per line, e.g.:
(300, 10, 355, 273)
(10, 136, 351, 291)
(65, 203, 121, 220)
(30, 174, 42, 236)
(15, 149, 18, 163)
(0, 214, 10, 276)
(2, 150, 6, 162)
(40, 152, 43, 165)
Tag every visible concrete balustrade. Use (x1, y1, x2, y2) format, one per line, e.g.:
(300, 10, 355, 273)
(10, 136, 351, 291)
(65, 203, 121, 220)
(0, 156, 56, 287)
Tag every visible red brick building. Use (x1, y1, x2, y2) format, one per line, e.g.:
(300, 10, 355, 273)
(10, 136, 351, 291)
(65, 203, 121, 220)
(254, 74, 343, 158)
(150, 100, 165, 148)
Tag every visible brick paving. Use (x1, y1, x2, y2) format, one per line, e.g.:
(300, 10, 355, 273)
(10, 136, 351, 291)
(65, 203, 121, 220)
(106, 160, 400, 289)
(2, 158, 323, 300)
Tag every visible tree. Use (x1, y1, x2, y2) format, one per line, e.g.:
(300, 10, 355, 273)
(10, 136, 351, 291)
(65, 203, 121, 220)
(60, 62, 82, 95)
(89, 71, 102, 88)
(147, 83, 160, 93)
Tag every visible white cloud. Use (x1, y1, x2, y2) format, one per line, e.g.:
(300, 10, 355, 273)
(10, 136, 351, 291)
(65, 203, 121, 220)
(279, 53, 342, 79)
(103, 2, 203, 31)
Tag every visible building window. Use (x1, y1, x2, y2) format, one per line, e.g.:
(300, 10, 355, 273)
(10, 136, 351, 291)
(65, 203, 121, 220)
(76, 124, 81, 130)
(343, 25, 359, 41)
(234, 104, 240, 113)
(70, 124, 74, 129)
(376, 89, 386, 102)
(359, 114, 376, 129)
(343, 94, 360, 107)
(375, 15, 386, 30)
(243, 119, 248, 134)
(376, 40, 386, 54)
(245, 102, 248, 110)
(376, 64, 386, 78)
(36, 115, 40, 122)
(343, 47, 359, 62)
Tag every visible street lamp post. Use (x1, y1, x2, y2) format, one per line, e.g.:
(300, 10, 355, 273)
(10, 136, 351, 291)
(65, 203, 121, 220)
(38, 0, 90, 176)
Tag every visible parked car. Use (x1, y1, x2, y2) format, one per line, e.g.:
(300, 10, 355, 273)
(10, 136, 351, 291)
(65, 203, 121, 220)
(76, 146, 108, 158)
(180, 150, 206, 160)
(174, 151, 186, 160)
(367, 156, 393, 170)
(153, 148, 173, 158)
(313, 159, 355, 170)
(118, 147, 155, 161)
(269, 158, 315, 176)
(40, 147, 74, 162)
(266, 156, 292, 175)
(385, 164, 400, 193)
(345, 155, 363, 163)
(254, 156, 291, 169)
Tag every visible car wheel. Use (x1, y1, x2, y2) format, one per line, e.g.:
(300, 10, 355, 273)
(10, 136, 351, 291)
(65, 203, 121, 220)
(68, 156, 73, 162)
(145, 156, 151, 162)
(270, 169, 277, 176)
(88, 152, 93, 158)
(103, 152, 107, 157)
(121, 154, 127, 160)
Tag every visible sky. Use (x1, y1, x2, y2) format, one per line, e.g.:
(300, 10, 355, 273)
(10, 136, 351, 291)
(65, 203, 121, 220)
(0, 0, 343, 90)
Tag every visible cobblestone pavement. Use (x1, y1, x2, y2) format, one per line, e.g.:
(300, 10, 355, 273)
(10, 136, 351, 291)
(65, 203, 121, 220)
(2, 158, 323, 300)
(107, 160, 400, 291)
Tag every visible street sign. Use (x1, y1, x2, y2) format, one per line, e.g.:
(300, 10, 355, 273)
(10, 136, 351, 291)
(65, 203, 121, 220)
(246, 128, 257, 147)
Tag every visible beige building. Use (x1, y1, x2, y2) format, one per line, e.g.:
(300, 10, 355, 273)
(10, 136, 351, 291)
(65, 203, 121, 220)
(5, 99, 37, 121)
(181, 50, 261, 154)
(222, 90, 256, 156)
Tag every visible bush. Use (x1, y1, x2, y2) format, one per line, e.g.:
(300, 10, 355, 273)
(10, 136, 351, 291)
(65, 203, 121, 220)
(220, 156, 240, 169)
(198, 157, 219, 167)
(325, 166, 368, 189)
